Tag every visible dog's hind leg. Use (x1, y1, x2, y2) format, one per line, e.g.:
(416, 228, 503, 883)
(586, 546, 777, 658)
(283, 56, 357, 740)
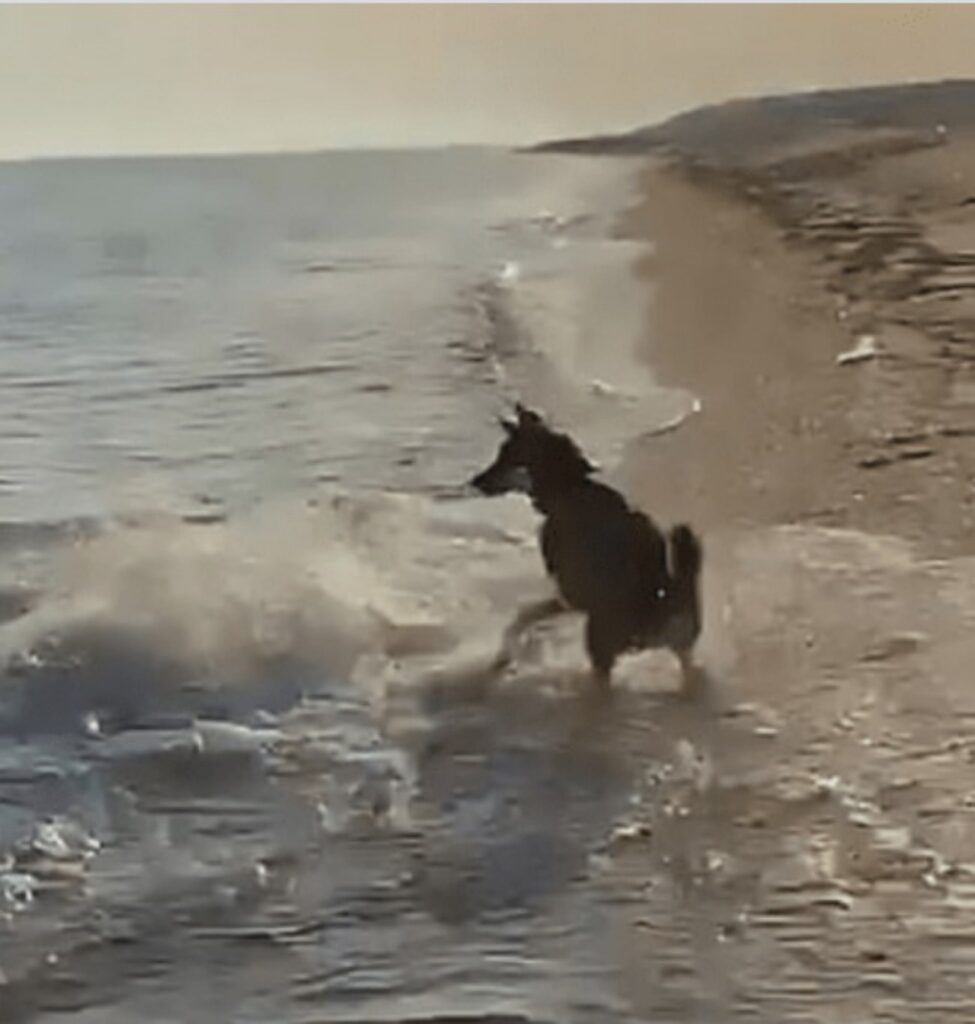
(674, 646, 712, 697)
(584, 614, 620, 690)
(493, 595, 566, 671)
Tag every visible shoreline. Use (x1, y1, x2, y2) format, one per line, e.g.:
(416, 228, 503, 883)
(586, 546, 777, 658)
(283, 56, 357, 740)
(591, 87, 975, 1019)
(620, 125, 975, 559)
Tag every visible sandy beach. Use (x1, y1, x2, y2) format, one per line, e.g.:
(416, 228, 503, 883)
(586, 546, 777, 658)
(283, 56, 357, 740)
(550, 82, 975, 1019)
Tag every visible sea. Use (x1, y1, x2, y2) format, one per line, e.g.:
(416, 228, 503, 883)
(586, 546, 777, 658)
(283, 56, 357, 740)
(0, 145, 704, 1022)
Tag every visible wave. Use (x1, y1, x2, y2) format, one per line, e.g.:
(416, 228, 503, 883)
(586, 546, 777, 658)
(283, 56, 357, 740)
(0, 489, 547, 733)
(472, 214, 700, 483)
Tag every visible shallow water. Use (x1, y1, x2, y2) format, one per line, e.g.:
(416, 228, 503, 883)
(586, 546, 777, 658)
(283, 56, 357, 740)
(0, 148, 689, 523)
(0, 146, 701, 1021)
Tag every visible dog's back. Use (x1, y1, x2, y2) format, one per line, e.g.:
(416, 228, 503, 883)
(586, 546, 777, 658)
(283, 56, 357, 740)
(540, 477, 668, 619)
(542, 480, 703, 667)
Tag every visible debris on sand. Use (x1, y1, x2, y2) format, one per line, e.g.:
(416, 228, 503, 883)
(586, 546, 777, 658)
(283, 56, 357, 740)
(497, 260, 521, 285)
(608, 820, 653, 846)
(837, 334, 880, 365)
(589, 377, 619, 397)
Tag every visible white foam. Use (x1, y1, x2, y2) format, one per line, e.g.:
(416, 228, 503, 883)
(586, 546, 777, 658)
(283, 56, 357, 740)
(0, 488, 549, 714)
(480, 158, 699, 479)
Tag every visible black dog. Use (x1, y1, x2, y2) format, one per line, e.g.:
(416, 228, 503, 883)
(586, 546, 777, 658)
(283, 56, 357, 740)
(470, 404, 702, 686)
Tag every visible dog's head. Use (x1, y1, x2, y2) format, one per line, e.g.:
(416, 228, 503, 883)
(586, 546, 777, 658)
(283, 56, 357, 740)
(469, 404, 596, 497)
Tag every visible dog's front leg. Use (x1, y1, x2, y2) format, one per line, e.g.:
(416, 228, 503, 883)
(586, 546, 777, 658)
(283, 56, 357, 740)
(493, 595, 567, 671)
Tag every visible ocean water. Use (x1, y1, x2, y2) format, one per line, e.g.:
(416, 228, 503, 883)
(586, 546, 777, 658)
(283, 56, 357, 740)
(0, 146, 702, 1022)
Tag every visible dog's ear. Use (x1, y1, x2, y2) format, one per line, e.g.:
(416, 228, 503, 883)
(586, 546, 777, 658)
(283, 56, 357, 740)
(515, 403, 543, 428)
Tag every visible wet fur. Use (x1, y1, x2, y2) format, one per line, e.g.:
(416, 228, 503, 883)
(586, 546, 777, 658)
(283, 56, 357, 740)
(471, 405, 702, 685)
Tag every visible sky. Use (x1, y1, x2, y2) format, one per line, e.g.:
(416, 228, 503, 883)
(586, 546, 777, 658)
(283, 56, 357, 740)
(3, 4, 975, 160)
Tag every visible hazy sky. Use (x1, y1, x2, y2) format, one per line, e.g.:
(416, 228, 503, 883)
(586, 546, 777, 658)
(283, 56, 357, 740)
(3, 5, 975, 159)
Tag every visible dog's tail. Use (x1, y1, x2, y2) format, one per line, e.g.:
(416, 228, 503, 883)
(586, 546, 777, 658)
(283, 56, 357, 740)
(664, 524, 703, 656)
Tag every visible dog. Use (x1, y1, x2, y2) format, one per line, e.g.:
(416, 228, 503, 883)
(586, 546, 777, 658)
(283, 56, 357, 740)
(470, 404, 702, 687)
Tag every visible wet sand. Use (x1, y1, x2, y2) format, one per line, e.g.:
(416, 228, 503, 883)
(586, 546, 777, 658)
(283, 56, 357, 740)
(594, 86, 975, 1018)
